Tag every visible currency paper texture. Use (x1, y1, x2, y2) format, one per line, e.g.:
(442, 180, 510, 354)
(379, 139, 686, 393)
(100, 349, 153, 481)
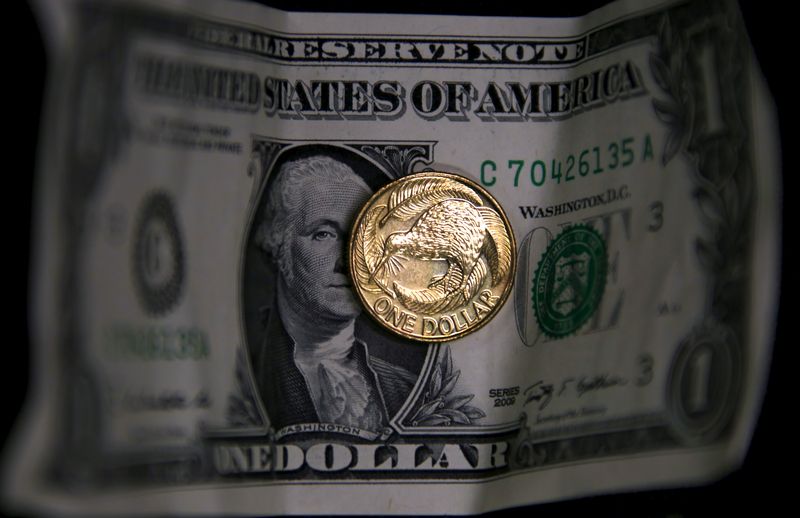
(4, 0, 780, 514)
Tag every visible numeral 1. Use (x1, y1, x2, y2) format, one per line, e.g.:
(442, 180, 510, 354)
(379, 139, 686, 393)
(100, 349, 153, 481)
(698, 43, 725, 136)
(687, 347, 713, 413)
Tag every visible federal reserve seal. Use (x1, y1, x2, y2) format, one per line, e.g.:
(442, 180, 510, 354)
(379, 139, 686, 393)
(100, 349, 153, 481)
(350, 171, 516, 342)
(532, 225, 607, 338)
(132, 191, 185, 316)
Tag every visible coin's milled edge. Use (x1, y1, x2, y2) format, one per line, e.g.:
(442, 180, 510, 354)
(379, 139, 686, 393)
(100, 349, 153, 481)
(348, 171, 517, 343)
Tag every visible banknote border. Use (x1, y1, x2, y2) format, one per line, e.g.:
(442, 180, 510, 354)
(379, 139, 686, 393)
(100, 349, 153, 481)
(69, 0, 698, 70)
(9, 0, 776, 504)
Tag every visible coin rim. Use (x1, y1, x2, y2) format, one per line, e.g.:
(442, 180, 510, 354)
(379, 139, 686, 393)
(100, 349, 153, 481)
(348, 171, 517, 343)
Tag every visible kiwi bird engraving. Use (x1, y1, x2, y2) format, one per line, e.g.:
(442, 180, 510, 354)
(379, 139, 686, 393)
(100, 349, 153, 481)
(373, 196, 512, 314)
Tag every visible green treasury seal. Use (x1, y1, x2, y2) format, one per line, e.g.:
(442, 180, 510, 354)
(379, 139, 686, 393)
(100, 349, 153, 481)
(532, 225, 607, 338)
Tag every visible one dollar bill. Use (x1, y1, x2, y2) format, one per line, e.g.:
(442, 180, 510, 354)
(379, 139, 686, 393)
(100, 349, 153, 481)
(4, 0, 780, 514)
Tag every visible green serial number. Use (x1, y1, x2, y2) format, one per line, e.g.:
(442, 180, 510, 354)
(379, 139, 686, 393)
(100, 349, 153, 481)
(480, 133, 654, 187)
(104, 324, 210, 361)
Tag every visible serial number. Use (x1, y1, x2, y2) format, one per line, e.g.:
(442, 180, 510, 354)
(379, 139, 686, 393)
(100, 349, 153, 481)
(480, 133, 654, 188)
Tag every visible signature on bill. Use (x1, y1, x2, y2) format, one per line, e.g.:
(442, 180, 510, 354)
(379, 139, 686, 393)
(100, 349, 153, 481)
(523, 374, 628, 411)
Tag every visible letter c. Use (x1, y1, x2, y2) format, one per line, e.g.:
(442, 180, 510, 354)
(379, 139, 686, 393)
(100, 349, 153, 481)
(481, 160, 497, 186)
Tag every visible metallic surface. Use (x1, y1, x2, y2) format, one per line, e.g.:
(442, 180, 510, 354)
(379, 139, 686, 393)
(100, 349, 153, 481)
(350, 172, 516, 342)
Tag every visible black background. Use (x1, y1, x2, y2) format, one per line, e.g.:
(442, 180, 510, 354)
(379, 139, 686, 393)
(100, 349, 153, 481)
(3, 0, 790, 515)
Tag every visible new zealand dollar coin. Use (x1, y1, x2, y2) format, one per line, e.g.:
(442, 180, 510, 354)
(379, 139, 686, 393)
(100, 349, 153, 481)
(349, 171, 516, 342)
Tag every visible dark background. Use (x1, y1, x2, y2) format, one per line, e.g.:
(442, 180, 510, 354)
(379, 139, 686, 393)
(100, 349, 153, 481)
(4, 0, 790, 515)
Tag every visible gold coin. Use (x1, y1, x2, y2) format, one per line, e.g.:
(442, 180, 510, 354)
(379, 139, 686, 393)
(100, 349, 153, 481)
(349, 171, 516, 342)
